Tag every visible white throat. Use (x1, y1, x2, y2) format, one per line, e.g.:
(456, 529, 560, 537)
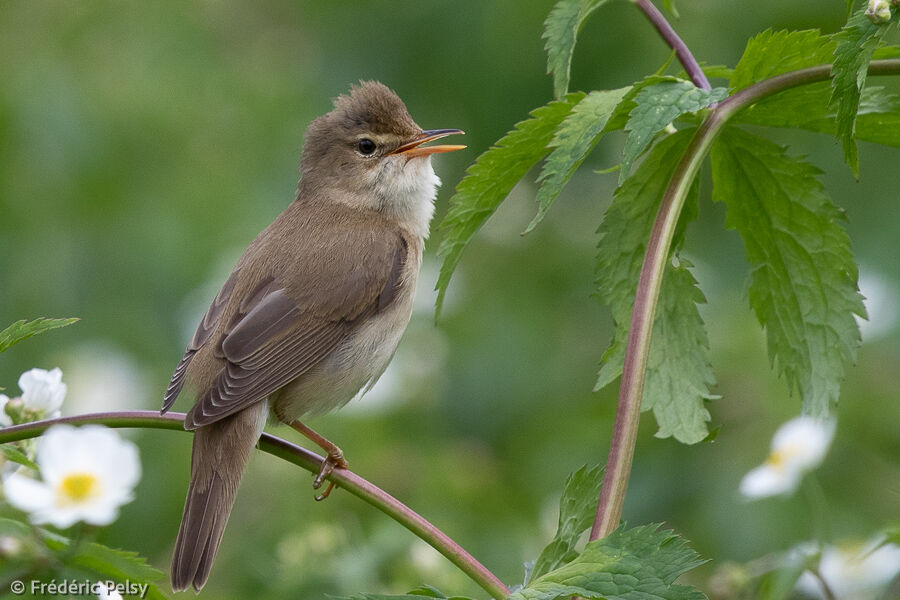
(368, 156, 440, 239)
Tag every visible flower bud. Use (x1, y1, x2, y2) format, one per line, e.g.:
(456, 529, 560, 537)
(0, 535, 23, 558)
(4, 396, 25, 424)
(867, 0, 893, 23)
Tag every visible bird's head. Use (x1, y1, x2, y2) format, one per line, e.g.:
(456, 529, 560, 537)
(299, 81, 464, 235)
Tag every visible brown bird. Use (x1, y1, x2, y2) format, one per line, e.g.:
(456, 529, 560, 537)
(160, 81, 464, 592)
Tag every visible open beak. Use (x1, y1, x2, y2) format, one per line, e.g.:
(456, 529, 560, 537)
(390, 129, 466, 158)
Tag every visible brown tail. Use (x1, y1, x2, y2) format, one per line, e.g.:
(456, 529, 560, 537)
(171, 402, 268, 592)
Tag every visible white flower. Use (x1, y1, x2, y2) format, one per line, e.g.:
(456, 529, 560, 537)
(0, 395, 12, 426)
(857, 267, 899, 342)
(740, 416, 835, 499)
(18, 367, 67, 418)
(3, 425, 141, 528)
(94, 582, 124, 600)
(797, 538, 900, 599)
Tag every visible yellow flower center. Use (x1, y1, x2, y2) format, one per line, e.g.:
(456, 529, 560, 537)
(765, 444, 802, 470)
(58, 472, 100, 504)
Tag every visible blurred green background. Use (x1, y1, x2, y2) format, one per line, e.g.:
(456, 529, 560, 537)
(1, 1, 898, 598)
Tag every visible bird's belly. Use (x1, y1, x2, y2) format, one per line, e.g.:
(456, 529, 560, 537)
(271, 296, 414, 421)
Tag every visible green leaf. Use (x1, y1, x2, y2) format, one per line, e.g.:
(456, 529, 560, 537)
(734, 82, 900, 148)
(530, 465, 604, 582)
(0, 318, 79, 354)
(595, 129, 715, 444)
(510, 524, 707, 600)
(699, 64, 734, 81)
(830, 7, 896, 176)
(620, 81, 727, 183)
(435, 94, 584, 318)
(873, 44, 900, 58)
(730, 29, 834, 91)
(543, 0, 611, 99)
(754, 565, 806, 600)
(884, 521, 900, 546)
(63, 543, 165, 585)
(331, 587, 473, 600)
(41, 535, 167, 600)
(596, 133, 693, 392)
(730, 30, 900, 155)
(644, 260, 716, 443)
(0, 520, 169, 600)
(662, 0, 680, 19)
(602, 75, 679, 133)
(525, 87, 631, 233)
(711, 127, 865, 417)
(1, 444, 39, 471)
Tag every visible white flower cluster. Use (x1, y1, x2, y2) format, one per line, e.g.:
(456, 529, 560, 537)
(1, 367, 141, 528)
(798, 537, 900, 599)
(0, 367, 67, 425)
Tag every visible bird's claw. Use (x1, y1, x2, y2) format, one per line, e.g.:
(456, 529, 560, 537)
(313, 448, 348, 501)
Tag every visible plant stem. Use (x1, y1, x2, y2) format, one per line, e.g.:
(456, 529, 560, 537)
(811, 567, 838, 600)
(590, 58, 900, 541)
(632, 0, 711, 90)
(0, 411, 511, 599)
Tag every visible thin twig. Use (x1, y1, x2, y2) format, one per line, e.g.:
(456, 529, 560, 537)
(590, 58, 900, 541)
(0, 411, 511, 599)
(632, 0, 712, 90)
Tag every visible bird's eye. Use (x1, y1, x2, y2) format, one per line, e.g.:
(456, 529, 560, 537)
(357, 138, 377, 156)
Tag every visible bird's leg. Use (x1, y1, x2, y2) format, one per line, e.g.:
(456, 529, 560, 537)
(289, 420, 349, 501)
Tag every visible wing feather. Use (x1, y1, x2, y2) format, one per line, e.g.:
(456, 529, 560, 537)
(162, 270, 239, 413)
(163, 206, 410, 428)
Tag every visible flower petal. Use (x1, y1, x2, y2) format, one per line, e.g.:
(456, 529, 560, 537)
(771, 416, 835, 472)
(0, 395, 11, 427)
(18, 367, 66, 415)
(15, 424, 141, 528)
(3, 474, 54, 514)
(739, 464, 799, 499)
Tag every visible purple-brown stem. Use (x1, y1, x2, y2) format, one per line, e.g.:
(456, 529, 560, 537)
(589, 59, 900, 541)
(633, 0, 712, 91)
(0, 411, 511, 599)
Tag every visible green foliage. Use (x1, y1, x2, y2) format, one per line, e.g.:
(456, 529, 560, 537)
(885, 521, 900, 546)
(509, 524, 707, 600)
(595, 129, 714, 443)
(435, 93, 584, 317)
(753, 566, 806, 600)
(525, 88, 631, 233)
(730, 29, 834, 91)
(597, 75, 677, 132)
(662, 0, 679, 19)
(543, 0, 612, 99)
(0, 445, 39, 471)
(830, 6, 897, 176)
(0, 518, 166, 600)
(620, 81, 727, 183)
(734, 82, 900, 148)
(644, 261, 716, 443)
(731, 29, 900, 152)
(0, 318, 78, 354)
(711, 127, 866, 417)
(873, 44, 900, 58)
(530, 465, 604, 582)
(333, 585, 473, 600)
(6, 2, 900, 598)
(699, 65, 734, 80)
